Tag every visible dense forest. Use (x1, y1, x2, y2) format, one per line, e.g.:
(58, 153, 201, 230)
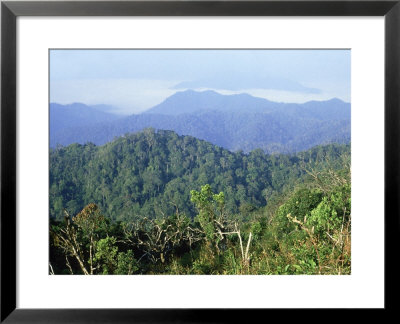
(50, 128, 350, 221)
(50, 129, 351, 275)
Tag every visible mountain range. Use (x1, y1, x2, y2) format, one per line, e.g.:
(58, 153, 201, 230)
(50, 103, 121, 135)
(50, 90, 350, 153)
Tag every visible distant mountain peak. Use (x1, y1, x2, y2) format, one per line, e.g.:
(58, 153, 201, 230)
(327, 97, 347, 103)
(50, 102, 120, 140)
(170, 89, 221, 97)
(144, 89, 275, 116)
(304, 97, 345, 105)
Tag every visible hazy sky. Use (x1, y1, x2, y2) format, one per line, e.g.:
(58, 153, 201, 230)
(50, 49, 350, 114)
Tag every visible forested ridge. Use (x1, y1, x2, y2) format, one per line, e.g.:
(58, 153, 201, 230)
(50, 129, 351, 275)
(50, 128, 349, 221)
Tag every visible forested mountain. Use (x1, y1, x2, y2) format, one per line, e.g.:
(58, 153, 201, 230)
(50, 129, 351, 275)
(50, 90, 350, 153)
(50, 129, 350, 222)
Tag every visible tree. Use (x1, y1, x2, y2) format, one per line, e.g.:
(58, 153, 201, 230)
(94, 236, 139, 275)
(191, 184, 253, 267)
(51, 204, 108, 274)
(123, 213, 202, 265)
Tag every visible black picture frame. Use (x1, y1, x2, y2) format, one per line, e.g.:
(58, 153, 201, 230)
(1, 0, 399, 322)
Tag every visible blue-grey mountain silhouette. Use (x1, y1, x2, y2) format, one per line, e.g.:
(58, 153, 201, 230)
(50, 90, 350, 153)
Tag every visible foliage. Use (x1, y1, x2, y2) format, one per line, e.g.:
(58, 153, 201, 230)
(50, 129, 350, 222)
(49, 131, 351, 275)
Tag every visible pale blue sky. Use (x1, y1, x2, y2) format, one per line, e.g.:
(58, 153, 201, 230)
(50, 49, 350, 114)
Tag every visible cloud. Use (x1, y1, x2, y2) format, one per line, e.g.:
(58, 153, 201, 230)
(172, 75, 321, 94)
